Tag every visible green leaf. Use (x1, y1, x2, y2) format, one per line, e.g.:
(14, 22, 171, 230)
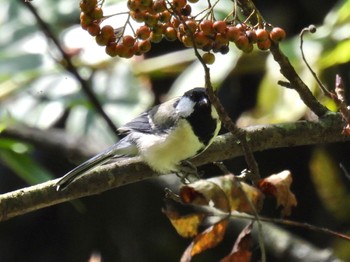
(0, 149, 53, 185)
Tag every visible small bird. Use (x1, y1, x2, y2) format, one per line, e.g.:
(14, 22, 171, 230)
(56, 87, 221, 191)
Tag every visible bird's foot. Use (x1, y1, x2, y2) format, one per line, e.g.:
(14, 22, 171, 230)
(175, 161, 200, 184)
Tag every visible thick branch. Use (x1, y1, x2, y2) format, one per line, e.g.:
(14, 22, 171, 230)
(0, 113, 348, 221)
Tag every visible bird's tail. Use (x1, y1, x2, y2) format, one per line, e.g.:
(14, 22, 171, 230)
(55, 148, 114, 191)
(56, 138, 137, 191)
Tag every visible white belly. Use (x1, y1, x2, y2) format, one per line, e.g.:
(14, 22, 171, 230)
(134, 120, 204, 173)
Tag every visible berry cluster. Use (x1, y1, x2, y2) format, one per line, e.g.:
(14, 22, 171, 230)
(79, 0, 286, 61)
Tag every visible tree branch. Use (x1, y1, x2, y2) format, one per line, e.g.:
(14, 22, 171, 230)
(269, 42, 329, 117)
(0, 112, 348, 221)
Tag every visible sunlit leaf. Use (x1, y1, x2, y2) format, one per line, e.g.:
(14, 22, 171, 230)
(180, 175, 264, 214)
(162, 202, 204, 238)
(180, 219, 229, 262)
(221, 222, 253, 262)
(257, 170, 297, 216)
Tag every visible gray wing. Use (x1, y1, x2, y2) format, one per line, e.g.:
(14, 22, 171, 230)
(118, 98, 179, 135)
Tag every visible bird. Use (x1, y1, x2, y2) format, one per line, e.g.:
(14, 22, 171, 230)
(56, 87, 221, 191)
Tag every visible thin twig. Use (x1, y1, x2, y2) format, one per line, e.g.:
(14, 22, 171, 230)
(300, 25, 331, 96)
(269, 42, 329, 117)
(20, 1, 120, 138)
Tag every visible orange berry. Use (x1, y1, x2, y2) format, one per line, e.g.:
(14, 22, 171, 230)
(152, 0, 166, 12)
(105, 43, 118, 57)
(95, 34, 110, 46)
(172, 0, 187, 10)
(213, 20, 227, 34)
(101, 25, 115, 41)
(127, 0, 140, 11)
(270, 27, 286, 42)
(236, 23, 247, 32)
(256, 28, 269, 42)
(87, 23, 100, 36)
(194, 31, 211, 48)
(202, 52, 215, 64)
(164, 27, 177, 41)
(215, 33, 229, 46)
(144, 13, 158, 27)
(138, 39, 152, 53)
(226, 26, 241, 42)
(241, 42, 253, 53)
(130, 10, 146, 23)
(159, 11, 171, 23)
(153, 23, 165, 34)
(257, 38, 271, 50)
(122, 35, 136, 48)
(246, 30, 257, 43)
(80, 12, 93, 29)
(199, 20, 214, 36)
(79, 0, 97, 14)
(136, 25, 151, 40)
(185, 19, 197, 33)
(181, 35, 193, 47)
(150, 32, 163, 43)
(140, 0, 153, 8)
(171, 17, 180, 28)
(235, 34, 249, 50)
(90, 7, 103, 20)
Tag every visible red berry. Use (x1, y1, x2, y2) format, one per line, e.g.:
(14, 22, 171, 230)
(87, 23, 100, 36)
(152, 0, 166, 12)
(90, 7, 103, 20)
(105, 43, 118, 57)
(199, 20, 214, 36)
(270, 27, 286, 42)
(213, 20, 227, 34)
(256, 29, 269, 42)
(235, 34, 249, 50)
(150, 32, 163, 43)
(185, 19, 197, 33)
(122, 35, 136, 48)
(136, 25, 151, 40)
(194, 31, 211, 48)
(159, 11, 171, 23)
(80, 12, 92, 29)
(164, 27, 177, 41)
(138, 39, 152, 53)
(101, 25, 115, 41)
(257, 38, 271, 50)
(246, 30, 257, 44)
(172, 0, 187, 9)
(79, 0, 97, 14)
(226, 26, 241, 42)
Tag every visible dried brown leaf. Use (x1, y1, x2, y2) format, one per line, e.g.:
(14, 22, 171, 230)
(162, 202, 204, 238)
(221, 222, 253, 262)
(257, 170, 297, 216)
(180, 219, 229, 262)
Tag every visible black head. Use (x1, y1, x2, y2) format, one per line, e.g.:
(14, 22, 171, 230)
(175, 88, 220, 146)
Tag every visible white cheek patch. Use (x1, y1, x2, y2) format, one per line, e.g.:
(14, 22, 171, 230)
(175, 97, 195, 117)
